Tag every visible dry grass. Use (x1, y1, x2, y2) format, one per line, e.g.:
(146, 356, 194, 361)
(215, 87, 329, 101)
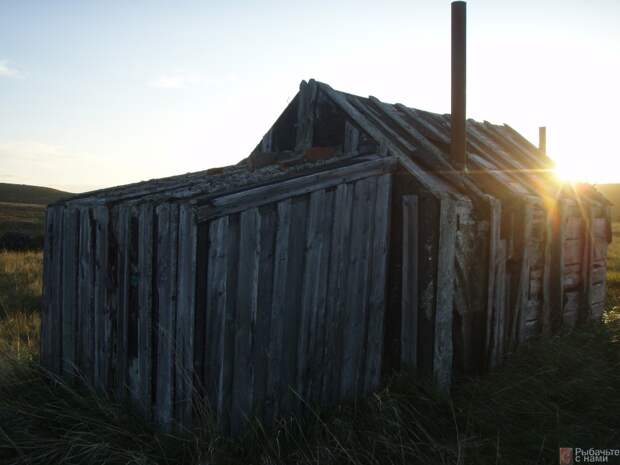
(0, 251, 42, 362)
(0, 235, 619, 464)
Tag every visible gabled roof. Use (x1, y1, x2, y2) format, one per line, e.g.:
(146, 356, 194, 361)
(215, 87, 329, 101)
(54, 79, 609, 209)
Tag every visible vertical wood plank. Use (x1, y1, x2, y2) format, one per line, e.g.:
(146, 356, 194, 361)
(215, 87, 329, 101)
(137, 203, 154, 418)
(204, 217, 228, 423)
(127, 206, 141, 403)
(512, 202, 534, 347)
(231, 208, 261, 434)
(265, 200, 291, 422)
(484, 199, 502, 369)
(541, 207, 553, 337)
(77, 206, 94, 382)
(217, 214, 240, 433)
(252, 205, 277, 421)
(321, 184, 354, 405)
(114, 205, 130, 400)
(433, 197, 457, 391)
(309, 189, 335, 404)
(154, 203, 179, 430)
(400, 194, 419, 370)
(297, 189, 326, 408)
(61, 206, 80, 377)
(340, 177, 376, 400)
(417, 196, 439, 378)
(363, 174, 392, 393)
(175, 204, 198, 428)
(280, 197, 308, 415)
(93, 206, 110, 392)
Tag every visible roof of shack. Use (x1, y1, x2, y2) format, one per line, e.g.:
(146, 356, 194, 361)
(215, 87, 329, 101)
(53, 79, 609, 209)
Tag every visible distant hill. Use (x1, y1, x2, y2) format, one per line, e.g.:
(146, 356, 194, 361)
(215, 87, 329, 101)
(0, 183, 72, 249)
(0, 183, 70, 206)
(594, 184, 620, 221)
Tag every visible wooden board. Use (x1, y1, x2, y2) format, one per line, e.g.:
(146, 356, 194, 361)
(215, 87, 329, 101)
(400, 195, 419, 370)
(231, 208, 261, 434)
(363, 174, 392, 393)
(93, 206, 110, 392)
(175, 204, 198, 428)
(61, 206, 80, 377)
(154, 203, 179, 430)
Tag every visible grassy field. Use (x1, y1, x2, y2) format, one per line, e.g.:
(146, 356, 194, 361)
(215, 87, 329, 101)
(0, 231, 619, 464)
(0, 183, 71, 242)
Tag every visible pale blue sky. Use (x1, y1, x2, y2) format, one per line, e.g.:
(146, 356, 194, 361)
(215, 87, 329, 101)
(1, 0, 619, 191)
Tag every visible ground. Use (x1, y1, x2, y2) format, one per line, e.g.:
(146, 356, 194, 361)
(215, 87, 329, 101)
(0, 228, 619, 464)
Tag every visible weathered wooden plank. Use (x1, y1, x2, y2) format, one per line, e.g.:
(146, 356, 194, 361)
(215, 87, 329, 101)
(251, 205, 277, 421)
(192, 223, 208, 406)
(230, 208, 261, 433)
(197, 157, 397, 221)
(491, 239, 507, 367)
(363, 174, 392, 393)
(321, 183, 354, 405)
(50, 206, 65, 375)
(309, 189, 335, 403)
(590, 265, 607, 284)
(400, 194, 419, 370)
(343, 121, 360, 156)
(154, 203, 179, 430)
(297, 189, 326, 408)
(417, 195, 439, 377)
(204, 217, 229, 423)
(433, 197, 457, 391)
(61, 206, 80, 377)
(340, 177, 376, 400)
(215, 213, 239, 433)
(175, 204, 197, 428)
(512, 202, 534, 347)
(565, 216, 584, 239)
(563, 238, 584, 265)
(551, 200, 569, 333)
(541, 207, 553, 337)
(114, 205, 131, 400)
(295, 80, 318, 151)
(126, 206, 141, 403)
(93, 206, 110, 392)
(77, 206, 94, 382)
(484, 198, 501, 369)
(136, 203, 154, 418)
(590, 282, 605, 305)
(280, 197, 308, 415)
(265, 199, 291, 422)
(563, 291, 579, 328)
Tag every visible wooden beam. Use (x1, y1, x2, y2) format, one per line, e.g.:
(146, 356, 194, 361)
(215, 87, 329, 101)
(196, 157, 397, 222)
(433, 197, 457, 391)
(400, 195, 419, 370)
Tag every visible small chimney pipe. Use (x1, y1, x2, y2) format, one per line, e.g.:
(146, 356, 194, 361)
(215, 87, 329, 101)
(451, 1, 467, 171)
(539, 126, 547, 156)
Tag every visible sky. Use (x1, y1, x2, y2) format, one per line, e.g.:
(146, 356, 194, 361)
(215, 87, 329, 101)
(0, 0, 619, 192)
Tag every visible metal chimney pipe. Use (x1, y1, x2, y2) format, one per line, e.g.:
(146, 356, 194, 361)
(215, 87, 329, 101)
(451, 1, 467, 171)
(539, 126, 547, 156)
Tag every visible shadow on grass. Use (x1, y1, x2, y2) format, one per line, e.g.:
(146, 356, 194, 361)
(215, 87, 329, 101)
(1, 308, 619, 465)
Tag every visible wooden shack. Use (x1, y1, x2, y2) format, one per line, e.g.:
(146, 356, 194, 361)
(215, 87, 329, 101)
(41, 79, 611, 434)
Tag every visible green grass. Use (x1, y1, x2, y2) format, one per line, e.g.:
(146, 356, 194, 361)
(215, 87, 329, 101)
(1, 235, 619, 464)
